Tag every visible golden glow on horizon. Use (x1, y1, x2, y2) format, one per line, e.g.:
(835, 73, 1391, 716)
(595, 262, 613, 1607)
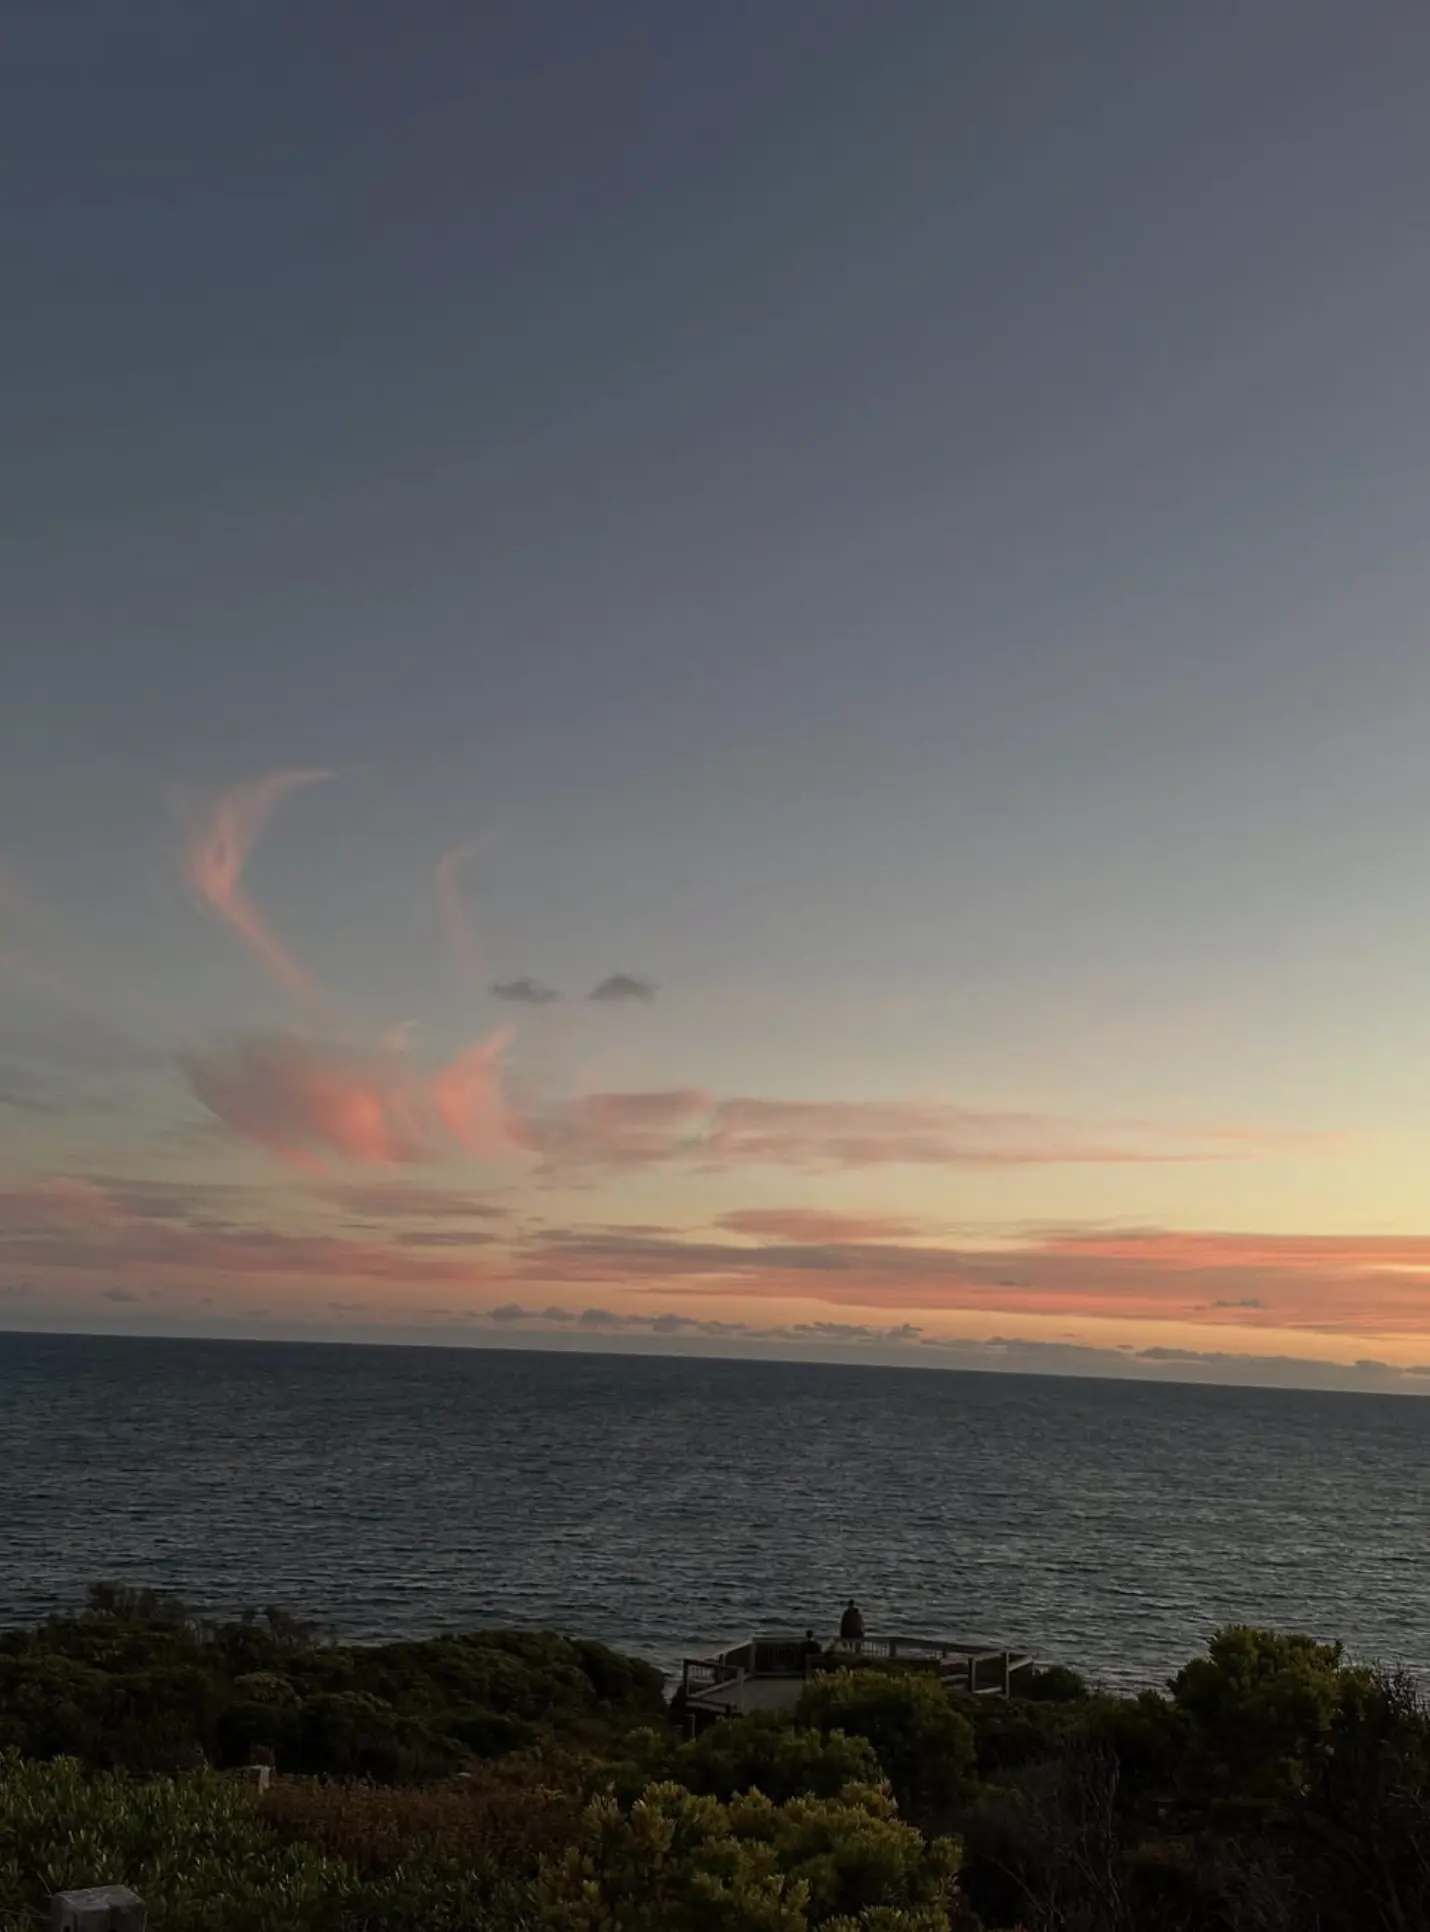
(5, 764, 1430, 1390)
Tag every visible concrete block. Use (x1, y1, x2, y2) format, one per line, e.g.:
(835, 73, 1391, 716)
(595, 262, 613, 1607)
(50, 1886, 146, 1932)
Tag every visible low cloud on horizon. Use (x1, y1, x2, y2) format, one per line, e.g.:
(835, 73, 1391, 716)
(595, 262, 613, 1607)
(5, 1163, 1430, 1389)
(6, 1282, 1430, 1399)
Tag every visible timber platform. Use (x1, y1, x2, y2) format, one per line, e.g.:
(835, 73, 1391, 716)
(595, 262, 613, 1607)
(680, 1630, 1035, 1729)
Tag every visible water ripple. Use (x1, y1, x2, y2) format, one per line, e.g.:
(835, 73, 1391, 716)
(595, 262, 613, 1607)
(3, 1334, 1428, 1687)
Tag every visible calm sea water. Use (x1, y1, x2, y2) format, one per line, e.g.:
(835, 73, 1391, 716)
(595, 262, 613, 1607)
(2, 1331, 1428, 1689)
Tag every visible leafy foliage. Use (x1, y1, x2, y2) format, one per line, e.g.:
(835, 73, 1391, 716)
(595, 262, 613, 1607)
(796, 1672, 976, 1829)
(1168, 1623, 1364, 1815)
(671, 1711, 886, 1804)
(0, 1591, 665, 1781)
(534, 1780, 962, 1932)
(0, 1752, 347, 1932)
(11, 1596, 1430, 1931)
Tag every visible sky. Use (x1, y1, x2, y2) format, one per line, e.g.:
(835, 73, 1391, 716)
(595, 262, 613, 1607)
(5, 3, 1430, 1390)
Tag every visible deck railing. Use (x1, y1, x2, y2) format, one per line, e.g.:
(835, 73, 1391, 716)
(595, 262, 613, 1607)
(683, 1631, 1034, 1705)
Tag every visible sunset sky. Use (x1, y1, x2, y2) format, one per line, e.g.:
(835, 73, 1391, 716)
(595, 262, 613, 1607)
(5, 4, 1430, 1388)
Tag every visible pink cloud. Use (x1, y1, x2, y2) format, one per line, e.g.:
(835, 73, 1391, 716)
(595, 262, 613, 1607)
(431, 1033, 513, 1157)
(512, 1089, 712, 1168)
(0, 1177, 499, 1293)
(508, 1090, 1327, 1173)
(182, 1030, 513, 1172)
(9, 1164, 1430, 1353)
(175, 770, 332, 995)
(1025, 1227, 1430, 1271)
(511, 1221, 1430, 1334)
(717, 1207, 923, 1242)
(315, 1182, 507, 1220)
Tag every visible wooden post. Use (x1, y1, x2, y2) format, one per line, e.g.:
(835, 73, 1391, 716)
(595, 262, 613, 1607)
(51, 1887, 146, 1932)
(1002, 1651, 1012, 1696)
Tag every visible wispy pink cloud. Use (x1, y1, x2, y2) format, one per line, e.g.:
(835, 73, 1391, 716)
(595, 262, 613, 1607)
(8, 1159, 1430, 1356)
(717, 1207, 923, 1242)
(510, 1221, 1430, 1335)
(511, 1088, 711, 1168)
(510, 1090, 1330, 1174)
(431, 1033, 513, 1157)
(315, 1182, 508, 1221)
(182, 1029, 513, 1172)
(0, 1176, 499, 1292)
(175, 770, 332, 995)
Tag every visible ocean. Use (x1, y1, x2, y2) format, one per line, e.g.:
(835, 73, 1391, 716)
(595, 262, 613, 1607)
(2, 1330, 1426, 1689)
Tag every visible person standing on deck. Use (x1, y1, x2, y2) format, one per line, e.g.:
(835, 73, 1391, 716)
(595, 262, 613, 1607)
(839, 1599, 865, 1649)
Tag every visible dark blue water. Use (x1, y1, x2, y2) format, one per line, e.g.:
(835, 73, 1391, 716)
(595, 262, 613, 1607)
(3, 1331, 1428, 1688)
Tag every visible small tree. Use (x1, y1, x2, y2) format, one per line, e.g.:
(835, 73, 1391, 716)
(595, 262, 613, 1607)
(1170, 1625, 1364, 1815)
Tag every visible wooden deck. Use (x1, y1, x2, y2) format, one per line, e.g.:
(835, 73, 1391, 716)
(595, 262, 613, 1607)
(681, 1630, 1035, 1727)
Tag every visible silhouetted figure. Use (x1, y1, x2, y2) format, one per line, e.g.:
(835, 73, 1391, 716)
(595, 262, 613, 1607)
(801, 1628, 823, 1676)
(839, 1599, 865, 1645)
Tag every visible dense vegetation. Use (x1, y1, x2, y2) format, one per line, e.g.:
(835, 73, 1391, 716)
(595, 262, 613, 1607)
(0, 1585, 665, 1778)
(4, 1589, 1430, 1929)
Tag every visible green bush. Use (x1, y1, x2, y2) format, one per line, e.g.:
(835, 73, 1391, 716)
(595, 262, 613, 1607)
(14, 1599, 1430, 1932)
(0, 1752, 345, 1932)
(534, 1779, 962, 1932)
(672, 1712, 885, 1804)
(0, 1599, 667, 1783)
(1169, 1624, 1366, 1815)
(796, 1673, 975, 1830)
(0, 1753, 552, 1932)
(1021, 1664, 1088, 1704)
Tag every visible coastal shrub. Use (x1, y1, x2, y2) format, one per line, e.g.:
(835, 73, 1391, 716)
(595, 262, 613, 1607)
(1021, 1664, 1088, 1704)
(1169, 1624, 1366, 1816)
(17, 1603, 1430, 1931)
(0, 1751, 346, 1932)
(796, 1673, 976, 1830)
(261, 1771, 583, 1885)
(0, 1654, 225, 1776)
(670, 1712, 885, 1804)
(955, 1740, 1129, 1932)
(534, 1779, 963, 1931)
(0, 1753, 553, 1932)
(958, 1691, 1091, 1782)
(0, 1597, 668, 1782)
(1284, 1666, 1430, 1932)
